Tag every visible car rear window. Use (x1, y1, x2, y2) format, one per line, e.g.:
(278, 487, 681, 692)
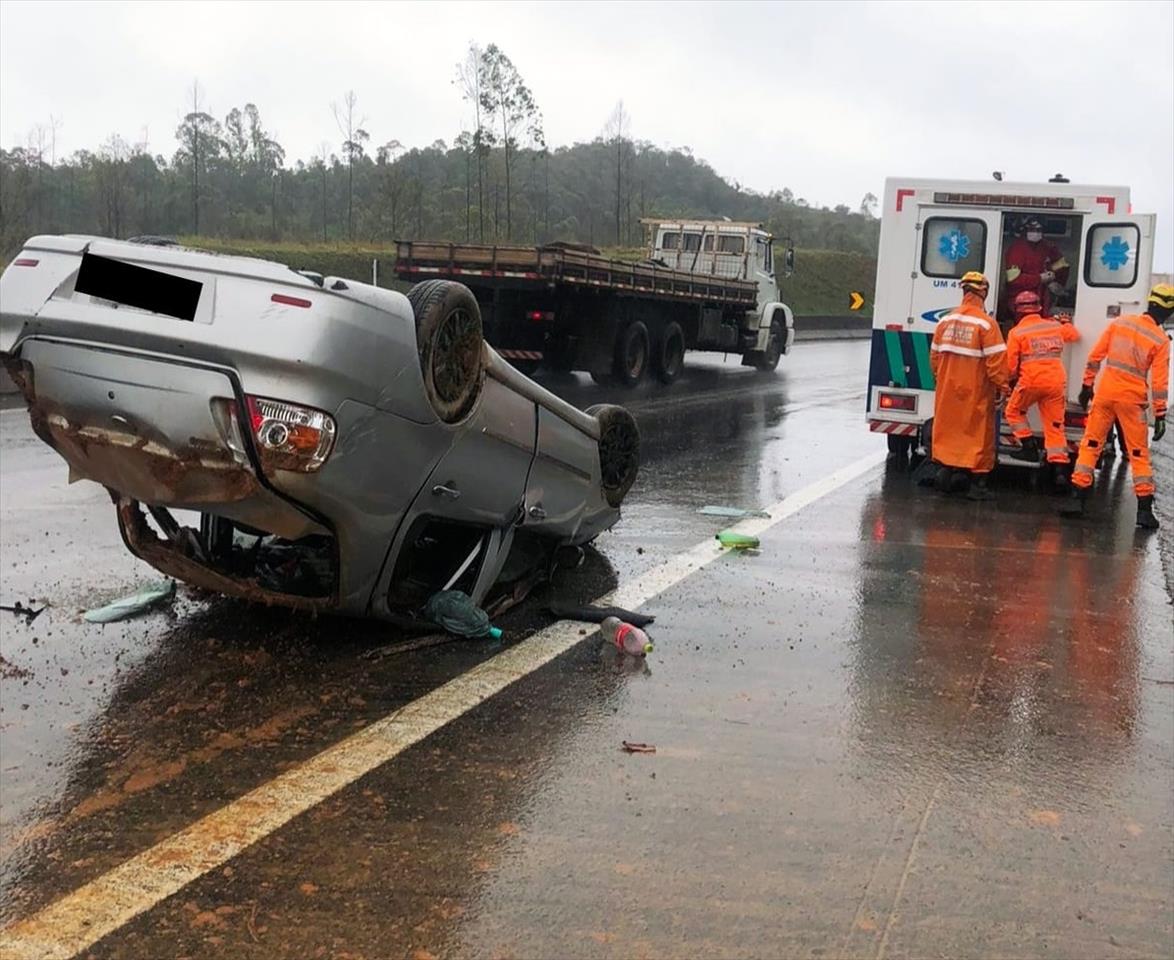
(75, 253, 203, 321)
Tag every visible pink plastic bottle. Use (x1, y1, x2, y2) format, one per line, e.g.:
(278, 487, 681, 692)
(602, 616, 654, 656)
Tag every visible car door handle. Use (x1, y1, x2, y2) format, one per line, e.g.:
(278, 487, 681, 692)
(528, 504, 546, 520)
(432, 483, 461, 500)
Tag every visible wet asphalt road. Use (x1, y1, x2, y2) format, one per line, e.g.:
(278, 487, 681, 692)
(1, 340, 1172, 959)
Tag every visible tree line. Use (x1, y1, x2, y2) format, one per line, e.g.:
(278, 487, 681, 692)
(0, 43, 880, 259)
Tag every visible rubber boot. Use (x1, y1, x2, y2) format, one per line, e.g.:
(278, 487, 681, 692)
(966, 474, 995, 501)
(934, 467, 955, 494)
(1059, 485, 1088, 519)
(1010, 435, 1041, 463)
(1136, 496, 1160, 530)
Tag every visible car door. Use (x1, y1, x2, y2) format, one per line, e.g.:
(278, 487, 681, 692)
(423, 376, 537, 527)
(1070, 213, 1156, 401)
(523, 408, 595, 538)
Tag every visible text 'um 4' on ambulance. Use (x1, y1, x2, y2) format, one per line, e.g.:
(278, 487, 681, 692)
(866, 176, 1163, 462)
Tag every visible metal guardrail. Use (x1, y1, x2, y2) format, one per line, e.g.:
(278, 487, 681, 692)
(793, 316, 873, 340)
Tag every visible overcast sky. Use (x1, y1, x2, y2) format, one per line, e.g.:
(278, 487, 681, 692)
(2, 0, 1172, 266)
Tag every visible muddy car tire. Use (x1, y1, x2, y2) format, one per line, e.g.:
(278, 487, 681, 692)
(408, 280, 485, 423)
(613, 321, 650, 386)
(654, 321, 686, 384)
(587, 404, 640, 508)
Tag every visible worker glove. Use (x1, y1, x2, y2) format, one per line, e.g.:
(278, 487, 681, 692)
(1039, 270, 1055, 283)
(1078, 385, 1094, 410)
(1155, 417, 1167, 442)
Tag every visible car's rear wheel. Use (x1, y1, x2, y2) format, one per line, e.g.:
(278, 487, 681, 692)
(654, 321, 686, 384)
(586, 404, 640, 508)
(408, 280, 485, 423)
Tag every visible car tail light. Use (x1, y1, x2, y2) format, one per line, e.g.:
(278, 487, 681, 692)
(1065, 411, 1087, 429)
(878, 392, 917, 412)
(211, 395, 336, 473)
(13, 258, 39, 267)
(246, 396, 335, 472)
(526, 310, 554, 322)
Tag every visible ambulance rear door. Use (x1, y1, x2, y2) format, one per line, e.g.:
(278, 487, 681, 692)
(892, 208, 1002, 415)
(1070, 213, 1156, 402)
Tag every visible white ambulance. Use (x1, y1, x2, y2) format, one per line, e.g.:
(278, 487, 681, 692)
(865, 176, 1156, 461)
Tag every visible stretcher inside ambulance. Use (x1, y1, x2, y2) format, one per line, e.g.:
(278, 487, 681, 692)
(866, 177, 1159, 466)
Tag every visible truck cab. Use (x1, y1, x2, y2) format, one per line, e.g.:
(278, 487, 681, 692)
(648, 220, 780, 314)
(866, 177, 1157, 461)
(643, 218, 795, 361)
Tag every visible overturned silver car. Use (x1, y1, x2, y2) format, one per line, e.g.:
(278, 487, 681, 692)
(0, 236, 640, 620)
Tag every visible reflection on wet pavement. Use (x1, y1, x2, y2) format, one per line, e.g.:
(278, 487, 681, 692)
(2, 342, 1171, 959)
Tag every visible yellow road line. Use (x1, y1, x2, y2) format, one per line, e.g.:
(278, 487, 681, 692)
(0, 450, 886, 960)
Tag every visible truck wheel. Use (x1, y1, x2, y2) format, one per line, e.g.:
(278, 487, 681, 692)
(613, 321, 650, 386)
(586, 404, 641, 507)
(407, 280, 485, 423)
(753, 322, 782, 372)
(654, 322, 686, 384)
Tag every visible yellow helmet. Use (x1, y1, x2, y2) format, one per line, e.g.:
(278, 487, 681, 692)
(960, 270, 989, 292)
(1148, 282, 1174, 311)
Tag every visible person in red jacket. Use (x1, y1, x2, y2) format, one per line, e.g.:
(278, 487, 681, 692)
(1004, 217, 1070, 316)
(1004, 290, 1080, 486)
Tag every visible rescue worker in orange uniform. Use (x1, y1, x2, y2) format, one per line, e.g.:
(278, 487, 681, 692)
(929, 271, 1010, 500)
(1004, 289, 1080, 485)
(1004, 217, 1070, 317)
(1061, 283, 1172, 529)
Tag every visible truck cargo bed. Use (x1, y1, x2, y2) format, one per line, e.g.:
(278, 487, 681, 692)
(393, 240, 757, 307)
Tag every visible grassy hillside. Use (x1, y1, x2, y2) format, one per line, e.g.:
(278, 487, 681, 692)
(182, 237, 877, 316)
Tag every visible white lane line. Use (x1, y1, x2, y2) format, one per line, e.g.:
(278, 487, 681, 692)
(0, 448, 886, 960)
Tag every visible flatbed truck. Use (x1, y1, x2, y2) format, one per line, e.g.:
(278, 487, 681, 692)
(393, 219, 794, 385)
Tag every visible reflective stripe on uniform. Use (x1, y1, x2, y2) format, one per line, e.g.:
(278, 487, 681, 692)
(942, 313, 991, 330)
(932, 343, 984, 358)
(1074, 463, 1095, 476)
(1105, 357, 1148, 379)
(1120, 318, 1168, 347)
(984, 343, 1007, 356)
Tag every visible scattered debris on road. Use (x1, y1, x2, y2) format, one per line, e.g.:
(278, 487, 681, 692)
(621, 741, 657, 754)
(547, 601, 654, 627)
(360, 634, 461, 661)
(716, 530, 761, 549)
(0, 653, 33, 680)
(423, 590, 502, 639)
(698, 504, 771, 519)
(83, 579, 175, 623)
(603, 616, 654, 656)
(0, 600, 44, 623)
